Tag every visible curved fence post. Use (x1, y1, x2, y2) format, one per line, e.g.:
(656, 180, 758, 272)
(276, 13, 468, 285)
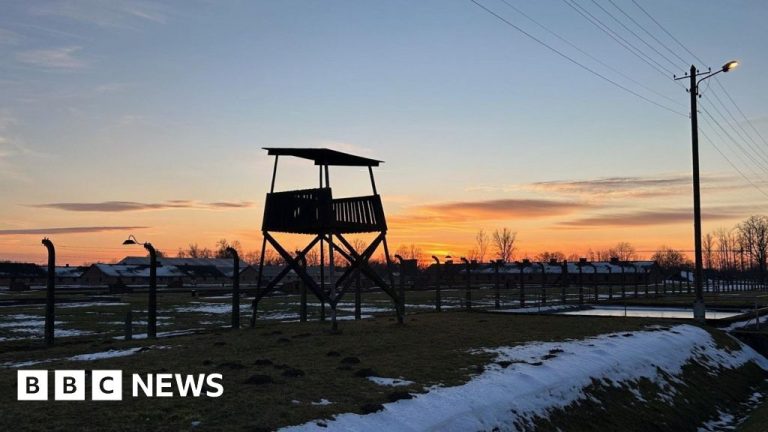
(226, 247, 240, 329)
(41, 238, 55, 347)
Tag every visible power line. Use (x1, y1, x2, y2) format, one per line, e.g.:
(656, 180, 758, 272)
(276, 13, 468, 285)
(699, 111, 768, 184)
(497, 0, 684, 108)
(589, 0, 681, 71)
(699, 104, 768, 180)
(699, 100, 768, 176)
(468, 0, 686, 116)
(699, 126, 768, 199)
(561, 0, 675, 79)
(704, 88, 768, 167)
(629, 0, 708, 67)
(714, 77, 768, 149)
(606, 0, 688, 67)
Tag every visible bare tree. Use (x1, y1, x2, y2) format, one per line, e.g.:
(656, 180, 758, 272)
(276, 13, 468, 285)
(351, 238, 367, 254)
(214, 239, 243, 259)
(395, 244, 423, 264)
(566, 253, 581, 262)
(702, 233, 715, 270)
(475, 229, 489, 263)
(715, 227, 738, 271)
(609, 242, 637, 261)
(243, 250, 261, 265)
(465, 248, 480, 262)
(492, 228, 517, 263)
(535, 251, 566, 262)
(305, 249, 320, 266)
(738, 215, 768, 274)
(651, 246, 688, 270)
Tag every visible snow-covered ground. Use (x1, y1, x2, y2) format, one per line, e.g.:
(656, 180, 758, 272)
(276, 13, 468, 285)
(722, 313, 768, 331)
(175, 303, 251, 314)
(281, 325, 768, 432)
(113, 328, 202, 340)
(490, 304, 580, 314)
(1, 346, 171, 368)
(367, 377, 414, 387)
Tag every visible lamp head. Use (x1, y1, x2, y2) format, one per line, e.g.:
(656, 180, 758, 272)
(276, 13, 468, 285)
(722, 60, 739, 72)
(122, 239, 137, 245)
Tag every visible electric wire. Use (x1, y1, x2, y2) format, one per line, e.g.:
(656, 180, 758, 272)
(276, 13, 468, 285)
(714, 77, 768, 148)
(704, 88, 768, 167)
(469, 0, 686, 116)
(606, 0, 688, 66)
(498, 0, 685, 108)
(699, 100, 768, 175)
(700, 114, 766, 184)
(560, 0, 676, 79)
(629, 0, 708, 67)
(699, 127, 768, 199)
(589, 0, 681, 71)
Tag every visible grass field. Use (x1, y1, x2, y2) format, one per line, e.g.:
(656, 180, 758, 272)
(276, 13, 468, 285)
(1, 286, 767, 431)
(0, 311, 673, 431)
(2, 283, 766, 349)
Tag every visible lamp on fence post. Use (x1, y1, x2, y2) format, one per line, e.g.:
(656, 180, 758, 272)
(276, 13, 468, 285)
(460, 257, 471, 310)
(41, 238, 55, 347)
(225, 246, 240, 329)
(432, 256, 442, 312)
(675, 59, 739, 322)
(123, 234, 157, 339)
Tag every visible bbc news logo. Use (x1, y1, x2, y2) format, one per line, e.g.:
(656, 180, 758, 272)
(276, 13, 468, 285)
(18, 370, 223, 401)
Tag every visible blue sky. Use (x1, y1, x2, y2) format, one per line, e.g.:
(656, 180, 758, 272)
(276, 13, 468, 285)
(1, 1, 767, 263)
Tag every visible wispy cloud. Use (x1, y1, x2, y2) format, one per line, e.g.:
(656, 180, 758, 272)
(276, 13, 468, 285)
(556, 205, 756, 229)
(0, 110, 46, 182)
(468, 173, 744, 200)
(387, 198, 592, 234)
(16, 46, 86, 69)
(30, 200, 255, 212)
(422, 199, 592, 219)
(94, 82, 132, 93)
(30, 1, 167, 29)
(0, 226, 147, 235)
(0, 27, 21, 45)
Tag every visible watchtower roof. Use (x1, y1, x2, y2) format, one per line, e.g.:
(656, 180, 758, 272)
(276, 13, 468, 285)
(263, 147, 383, 167)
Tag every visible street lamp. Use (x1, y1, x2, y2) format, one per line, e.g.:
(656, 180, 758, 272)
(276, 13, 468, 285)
(123, 234, 158, 338)
(675, 60, 739, 322)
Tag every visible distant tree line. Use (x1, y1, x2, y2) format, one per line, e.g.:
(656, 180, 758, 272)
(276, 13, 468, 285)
(165, 215, 768, 276)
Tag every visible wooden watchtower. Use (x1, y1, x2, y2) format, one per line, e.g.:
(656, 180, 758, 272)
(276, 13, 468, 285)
(253, 148, 401, 326)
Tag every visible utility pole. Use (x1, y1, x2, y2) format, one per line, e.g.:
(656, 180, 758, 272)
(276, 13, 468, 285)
(675, 60, 739, 322)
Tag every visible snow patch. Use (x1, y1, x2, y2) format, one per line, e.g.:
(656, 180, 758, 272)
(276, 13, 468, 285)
(2, 345, 171, 368)
(57, 302, 128, 308)
(280, 325, 768, 432)
(367, 376, 414, 387)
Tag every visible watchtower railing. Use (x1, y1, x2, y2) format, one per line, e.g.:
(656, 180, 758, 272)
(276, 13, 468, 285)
(262, 188, 332, 234)
(332, 195, 386, 233)
(262, 188, 386, 234)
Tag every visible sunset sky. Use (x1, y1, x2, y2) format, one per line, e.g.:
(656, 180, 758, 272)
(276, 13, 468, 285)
(1, 1, 767, 265)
